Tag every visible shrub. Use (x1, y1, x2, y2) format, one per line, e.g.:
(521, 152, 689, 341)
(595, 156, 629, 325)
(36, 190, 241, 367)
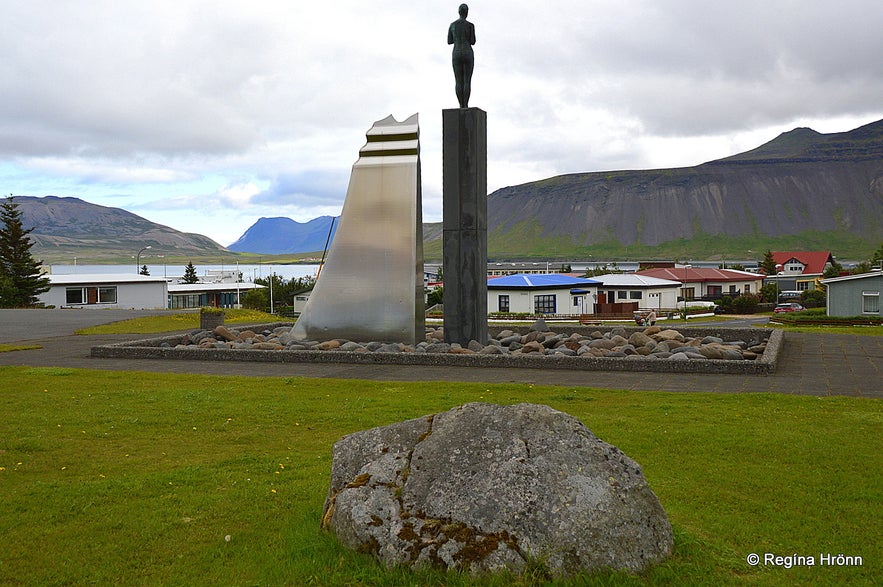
(800, 289, 826, 308)
(732, 294, 759, 314)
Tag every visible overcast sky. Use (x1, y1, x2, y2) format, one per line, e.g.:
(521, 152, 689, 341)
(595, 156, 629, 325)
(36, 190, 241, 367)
(2, 0, 881, 247)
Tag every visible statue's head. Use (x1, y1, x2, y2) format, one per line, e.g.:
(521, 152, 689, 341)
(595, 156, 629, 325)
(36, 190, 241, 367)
(459, 4, 468, 18)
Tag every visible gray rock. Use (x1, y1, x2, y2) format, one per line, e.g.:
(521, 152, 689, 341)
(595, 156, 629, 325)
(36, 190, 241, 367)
(467, 339, 485, 352)
(479, 344, 505, 355)
(376, 343, 404, 353)
(628, 331, 653, 348)
(424, 342, 452, 354)
(701, 336, 724, 345)
(619, 344, 638, 356)
(551, 347, 576, 356)
(721, 349, 745, 360)
(498, 335, 522, 346)
(529, 317, 551, 332)
(322, 403, 672, 576)
(339, 341, 365, 352)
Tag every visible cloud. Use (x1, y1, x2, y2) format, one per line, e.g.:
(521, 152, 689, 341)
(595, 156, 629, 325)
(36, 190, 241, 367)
(0, 0, 881, 246)
(251, 170, 350, 208)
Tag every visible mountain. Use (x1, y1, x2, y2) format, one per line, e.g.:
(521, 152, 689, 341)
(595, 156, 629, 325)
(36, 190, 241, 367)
(15, 196, 232, 263)
(465, 119, 883, 260)
(228, 216, 339, 254)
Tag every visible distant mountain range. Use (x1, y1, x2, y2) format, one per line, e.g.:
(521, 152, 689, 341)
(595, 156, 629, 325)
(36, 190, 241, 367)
(15, 195, 233, 263)
(227, 216, 338, 255)
(14, 119, 882, 263)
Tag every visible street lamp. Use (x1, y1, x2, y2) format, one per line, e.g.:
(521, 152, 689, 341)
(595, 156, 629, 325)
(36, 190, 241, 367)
(136, 246, 152, 273)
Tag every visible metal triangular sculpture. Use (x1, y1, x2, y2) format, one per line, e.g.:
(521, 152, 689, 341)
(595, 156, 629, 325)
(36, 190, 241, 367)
(292, 114, 424, 344)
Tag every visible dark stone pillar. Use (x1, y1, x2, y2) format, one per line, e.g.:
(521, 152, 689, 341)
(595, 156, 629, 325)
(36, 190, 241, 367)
(443, 107, 487, 346)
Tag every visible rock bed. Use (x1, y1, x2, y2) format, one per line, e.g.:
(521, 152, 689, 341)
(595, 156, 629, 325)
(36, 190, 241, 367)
(92, 321, 780, 374)
(171, 322, 766, 362)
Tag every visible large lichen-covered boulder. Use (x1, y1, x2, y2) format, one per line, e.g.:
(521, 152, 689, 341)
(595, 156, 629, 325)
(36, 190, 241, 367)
(321, 403, 673, 576)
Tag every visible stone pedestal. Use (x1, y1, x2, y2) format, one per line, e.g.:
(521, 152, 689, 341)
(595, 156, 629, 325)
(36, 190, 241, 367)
(443, 107, 487, 346)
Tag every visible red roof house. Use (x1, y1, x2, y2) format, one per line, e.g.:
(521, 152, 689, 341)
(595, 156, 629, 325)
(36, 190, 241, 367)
(636, 267, 765, 299)
(769, 251, 835, 277)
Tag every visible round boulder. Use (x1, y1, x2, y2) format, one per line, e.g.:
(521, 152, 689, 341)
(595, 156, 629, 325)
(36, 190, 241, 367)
(322, 403, 673, 577)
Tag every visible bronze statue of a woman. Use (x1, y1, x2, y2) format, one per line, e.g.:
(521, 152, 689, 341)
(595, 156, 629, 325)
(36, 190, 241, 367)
(448, 4, 475, 108)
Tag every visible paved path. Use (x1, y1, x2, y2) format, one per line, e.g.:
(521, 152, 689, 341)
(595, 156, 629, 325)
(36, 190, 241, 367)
(0, 310, 880, 398)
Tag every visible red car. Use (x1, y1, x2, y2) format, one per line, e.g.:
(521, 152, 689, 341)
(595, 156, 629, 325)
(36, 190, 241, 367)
(774, 302, 804, 313)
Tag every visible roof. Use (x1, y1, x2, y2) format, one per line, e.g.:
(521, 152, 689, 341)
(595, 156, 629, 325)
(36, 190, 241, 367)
(637, 267, 765, 283)
(592, 273, 681, 288)
(47, 273, 168, 285)
(770, 251, 834, 275)
(820, 270, 883, 285)
(487, 274, 600, 289)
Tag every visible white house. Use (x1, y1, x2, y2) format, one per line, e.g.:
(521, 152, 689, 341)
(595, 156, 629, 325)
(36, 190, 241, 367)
(591, 273, 682, 310)
(820, 270, 882, 317)
(167, 282, 264, 309)
(487, 274, 601, 315)
(39, 274, 168, 309)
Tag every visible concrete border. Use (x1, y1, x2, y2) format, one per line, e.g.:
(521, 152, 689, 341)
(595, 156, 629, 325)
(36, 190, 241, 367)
(91, 324, 781, 376)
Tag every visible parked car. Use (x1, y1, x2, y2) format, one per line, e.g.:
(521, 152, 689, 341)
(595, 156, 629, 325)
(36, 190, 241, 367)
(773, 302, 804, 313)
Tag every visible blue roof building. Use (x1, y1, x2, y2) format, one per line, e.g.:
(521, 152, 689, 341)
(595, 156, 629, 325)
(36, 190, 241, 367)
(487, 273, 601, 315)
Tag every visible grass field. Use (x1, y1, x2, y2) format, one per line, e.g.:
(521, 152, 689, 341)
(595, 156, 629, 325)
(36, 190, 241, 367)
(0, 343, 42, 353)
(1, 366, 879, 586)
(74, 309, 280, 335)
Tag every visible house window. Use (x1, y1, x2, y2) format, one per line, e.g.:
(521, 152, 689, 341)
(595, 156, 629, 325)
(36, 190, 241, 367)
(797, 281, 809, 291)
(744, 284, 751, 294)
(681, 287, 695, 300)
(66, 287, 85, 304)
(617, 291, 627, 300)
(534, 294, 556, 314)
(98, 287, 117, 304)
(629, 291, 643, 300)
(708, 285, 723, 296)
(65, 286, 117, 305)
(863, 291, 880, 314)
(498, 294, 510, 313)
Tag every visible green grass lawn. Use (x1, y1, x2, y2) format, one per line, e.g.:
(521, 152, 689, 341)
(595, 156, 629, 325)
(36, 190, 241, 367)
(75, 309, 281, 335)
(1, 366, 879, 586)
(0, 343, 42, 353)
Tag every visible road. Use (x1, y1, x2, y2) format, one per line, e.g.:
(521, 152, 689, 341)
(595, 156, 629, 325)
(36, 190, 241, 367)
(0, 310, 879, 397)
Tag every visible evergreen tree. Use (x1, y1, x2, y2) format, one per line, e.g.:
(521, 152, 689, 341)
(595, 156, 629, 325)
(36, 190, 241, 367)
(871, 243, 883, 268)
(0, 196, 50, 307)
(760, 250, 777, 275)
(182, 261, 199, 284)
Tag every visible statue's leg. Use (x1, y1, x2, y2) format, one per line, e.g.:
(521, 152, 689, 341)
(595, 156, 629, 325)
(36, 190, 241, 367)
(462, 57, 474, 108)
(453, 58, 467, 108)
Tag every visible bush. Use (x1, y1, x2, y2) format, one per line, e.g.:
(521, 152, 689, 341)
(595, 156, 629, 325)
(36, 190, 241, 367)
(800, 289, 826, 308)
(732, 294, 759, 314)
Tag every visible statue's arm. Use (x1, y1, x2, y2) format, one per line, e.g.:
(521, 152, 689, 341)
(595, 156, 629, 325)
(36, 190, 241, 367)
(447, 23, 454, 45)
(469, 22, 475, 45)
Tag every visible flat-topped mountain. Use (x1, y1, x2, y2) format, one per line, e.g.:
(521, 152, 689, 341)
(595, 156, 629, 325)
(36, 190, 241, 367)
(474, 119, 882, 259)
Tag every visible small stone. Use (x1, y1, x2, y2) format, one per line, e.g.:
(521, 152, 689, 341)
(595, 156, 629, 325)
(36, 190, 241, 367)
(213, 325, 237, 341)
(529, 317, 551, 332)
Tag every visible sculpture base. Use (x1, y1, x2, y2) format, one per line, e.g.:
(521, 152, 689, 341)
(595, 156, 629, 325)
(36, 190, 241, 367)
(442, 107, 487, 346)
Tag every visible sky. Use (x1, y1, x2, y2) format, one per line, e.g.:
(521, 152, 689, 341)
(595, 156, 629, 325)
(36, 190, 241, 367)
(2, 0, 882, 247)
